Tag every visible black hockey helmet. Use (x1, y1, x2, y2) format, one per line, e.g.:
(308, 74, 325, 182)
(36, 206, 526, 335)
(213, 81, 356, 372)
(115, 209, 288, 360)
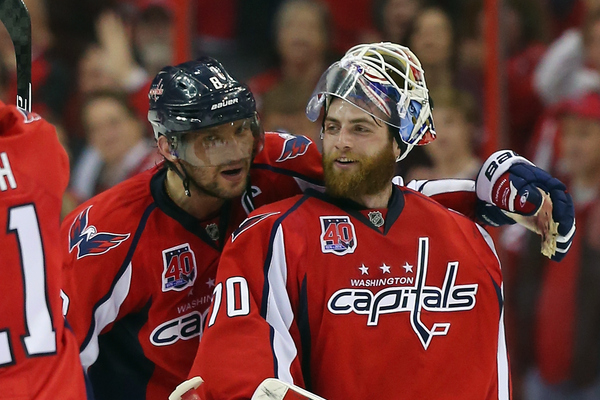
(147, 56, 263, 153)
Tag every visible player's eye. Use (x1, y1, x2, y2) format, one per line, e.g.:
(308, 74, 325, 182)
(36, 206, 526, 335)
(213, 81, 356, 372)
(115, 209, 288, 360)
(323, 123, 339, 134)
(353, 125, 372, 135)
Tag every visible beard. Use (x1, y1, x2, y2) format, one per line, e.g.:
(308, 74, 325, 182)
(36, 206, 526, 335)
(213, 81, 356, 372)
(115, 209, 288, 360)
(323, 143, 397, 200)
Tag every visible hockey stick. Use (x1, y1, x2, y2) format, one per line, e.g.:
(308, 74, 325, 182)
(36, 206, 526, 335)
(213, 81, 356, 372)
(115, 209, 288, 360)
(251, 378, 326, 400)
(0, 0, 31, 111)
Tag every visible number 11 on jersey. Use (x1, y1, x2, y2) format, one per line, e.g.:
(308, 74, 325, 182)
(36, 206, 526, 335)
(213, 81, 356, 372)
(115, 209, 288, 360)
(1, 204, 56, 366)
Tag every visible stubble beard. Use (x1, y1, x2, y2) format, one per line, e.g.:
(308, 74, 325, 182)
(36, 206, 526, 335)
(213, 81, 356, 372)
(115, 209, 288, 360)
(323, 144, 397, 200)
(181, 159, 251, 200)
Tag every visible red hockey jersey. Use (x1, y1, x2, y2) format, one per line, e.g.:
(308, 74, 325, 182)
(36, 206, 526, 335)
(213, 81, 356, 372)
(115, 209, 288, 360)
(61, 132, 323, 400)
(0, 103, 88, 399)
(191, 187, 510, 399)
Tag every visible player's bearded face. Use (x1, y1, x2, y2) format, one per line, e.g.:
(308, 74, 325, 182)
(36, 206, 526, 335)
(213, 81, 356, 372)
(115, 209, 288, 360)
(321, 99, 398, 199)
(323, 141, 396, 198)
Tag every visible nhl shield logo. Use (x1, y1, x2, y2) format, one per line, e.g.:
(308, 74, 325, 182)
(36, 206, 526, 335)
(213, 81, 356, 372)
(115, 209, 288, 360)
(320, 216, 357, 255)
(368, 211, 385, 227)
(161, 243, 197, 292)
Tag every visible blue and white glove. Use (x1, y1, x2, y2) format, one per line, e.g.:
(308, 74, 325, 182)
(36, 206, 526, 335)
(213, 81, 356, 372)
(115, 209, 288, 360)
(476, 150, 576, 262)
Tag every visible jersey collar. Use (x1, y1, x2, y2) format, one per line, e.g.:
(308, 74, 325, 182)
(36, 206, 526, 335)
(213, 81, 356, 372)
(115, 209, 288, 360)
(305, 184, 405, 235)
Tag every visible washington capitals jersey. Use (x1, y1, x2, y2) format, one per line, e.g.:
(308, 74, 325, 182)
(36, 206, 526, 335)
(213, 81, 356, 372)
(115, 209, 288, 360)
(191, 187, 510, 400)
(61, 132, 322, 400)
(0, 103, 88, 399)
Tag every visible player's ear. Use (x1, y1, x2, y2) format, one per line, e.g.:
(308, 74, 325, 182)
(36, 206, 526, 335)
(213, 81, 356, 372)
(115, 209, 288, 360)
(157, 135, 177, 163)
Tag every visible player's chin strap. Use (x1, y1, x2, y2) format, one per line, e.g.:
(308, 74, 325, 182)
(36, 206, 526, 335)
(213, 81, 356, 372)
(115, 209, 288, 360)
(174, 161, 192, 197)
(166, 136, 192, 197)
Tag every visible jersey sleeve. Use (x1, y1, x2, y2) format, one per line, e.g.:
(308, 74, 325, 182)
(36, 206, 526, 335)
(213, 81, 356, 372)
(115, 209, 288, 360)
(189, 206, 305, 399)
(406, 179, 478, 221)
(61, 203, 143, 370)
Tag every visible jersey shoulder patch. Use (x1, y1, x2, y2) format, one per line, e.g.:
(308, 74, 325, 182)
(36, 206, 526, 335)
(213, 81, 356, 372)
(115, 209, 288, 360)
(259, 132, 313, 163)
(68, 205, 131, 259)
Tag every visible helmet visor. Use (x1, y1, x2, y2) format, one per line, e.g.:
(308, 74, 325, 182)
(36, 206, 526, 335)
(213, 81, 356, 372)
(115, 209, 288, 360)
(176, 117, 256, 167)
(306, 62, 435, 146)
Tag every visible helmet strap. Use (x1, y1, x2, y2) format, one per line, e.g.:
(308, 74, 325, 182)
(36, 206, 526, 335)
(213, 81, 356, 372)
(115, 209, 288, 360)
(178, 162, 192, 197)
(166, 159, 192, 197)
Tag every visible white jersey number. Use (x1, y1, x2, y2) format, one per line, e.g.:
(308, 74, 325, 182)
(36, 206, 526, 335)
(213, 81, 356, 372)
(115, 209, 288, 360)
(0, 204, 57, 366)
(207, 276, 251, 327)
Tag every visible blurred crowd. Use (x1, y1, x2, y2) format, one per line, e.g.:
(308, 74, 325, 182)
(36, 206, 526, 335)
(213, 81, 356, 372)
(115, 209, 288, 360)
(1, 0, 600, 398)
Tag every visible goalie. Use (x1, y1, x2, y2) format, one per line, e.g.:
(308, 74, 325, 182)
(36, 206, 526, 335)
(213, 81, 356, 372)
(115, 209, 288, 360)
(175, 43, 575, 400)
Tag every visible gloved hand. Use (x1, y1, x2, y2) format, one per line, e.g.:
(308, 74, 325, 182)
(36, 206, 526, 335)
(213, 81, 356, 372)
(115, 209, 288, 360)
(476, 150, 575, 262)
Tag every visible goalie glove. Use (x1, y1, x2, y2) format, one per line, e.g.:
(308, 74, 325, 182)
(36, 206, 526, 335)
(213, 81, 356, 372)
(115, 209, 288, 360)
(476, 150, 575, 262)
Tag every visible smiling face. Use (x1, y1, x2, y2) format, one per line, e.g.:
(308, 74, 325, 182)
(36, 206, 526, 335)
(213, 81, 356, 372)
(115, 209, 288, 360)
(322, 99, 399, 199)
(176, 118, 256, 199)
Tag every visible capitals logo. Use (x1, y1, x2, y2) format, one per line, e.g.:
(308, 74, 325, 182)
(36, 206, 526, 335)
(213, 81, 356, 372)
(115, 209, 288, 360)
(162, 243, 197, 292)
(68, 206, 130, 259)
(276, 133, 311, 162)
(328, 237, 478, 349)
(320, 216, 357, 255)
(149, 78, 164, 101)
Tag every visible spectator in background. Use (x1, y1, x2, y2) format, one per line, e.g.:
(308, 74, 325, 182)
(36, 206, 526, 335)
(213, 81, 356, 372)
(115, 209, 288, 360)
(456, 0, 547, 155)
(504, 1, 548, 155)
(407, 87, 480, 181)
(508, 92, 600, 400)
(534, 7, 600, 106)
(398, 6, 459, 178)
(261, 79, 322, 148)
(70, 90, 160, 201)
(372, 0, 422, 46)
(63, 8, 160, 153)
(410, 7, 456, 93)
(248, 0, 332, 109)
(132, 0, 174, 77)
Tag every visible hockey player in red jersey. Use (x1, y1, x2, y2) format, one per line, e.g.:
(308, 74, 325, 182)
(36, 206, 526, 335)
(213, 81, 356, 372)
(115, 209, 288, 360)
(61, 57, 323, 400)
(62, 56, 574, 400)
(184, 43, 573, 399)
(0, 102, 89, 399)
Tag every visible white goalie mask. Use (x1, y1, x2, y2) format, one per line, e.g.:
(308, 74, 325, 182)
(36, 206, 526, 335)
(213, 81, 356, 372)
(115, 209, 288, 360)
(306, 42, 436, 160)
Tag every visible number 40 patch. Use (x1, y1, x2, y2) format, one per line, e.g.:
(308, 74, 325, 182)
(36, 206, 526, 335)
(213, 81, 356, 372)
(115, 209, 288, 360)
(320, 216, 357, 256)
(161, 243, 197, 292)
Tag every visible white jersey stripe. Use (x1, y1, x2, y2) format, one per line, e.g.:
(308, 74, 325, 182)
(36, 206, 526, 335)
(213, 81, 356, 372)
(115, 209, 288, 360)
(266, 225, 297, 384)
(407, 179, 475, 197)
(497, 284, 510, 399)
(476, 225, 500, 263)
(80, 262, 133, 370)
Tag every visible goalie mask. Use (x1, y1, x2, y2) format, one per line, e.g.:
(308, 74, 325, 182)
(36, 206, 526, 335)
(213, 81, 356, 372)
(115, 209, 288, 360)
(148, 57, 264, 167)
(306, 42, 436, 160)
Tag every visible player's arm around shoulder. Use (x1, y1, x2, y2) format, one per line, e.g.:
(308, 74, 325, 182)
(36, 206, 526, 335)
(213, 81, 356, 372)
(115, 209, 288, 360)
(190, 198, 308, 400)
(254, 132, 323, 182)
